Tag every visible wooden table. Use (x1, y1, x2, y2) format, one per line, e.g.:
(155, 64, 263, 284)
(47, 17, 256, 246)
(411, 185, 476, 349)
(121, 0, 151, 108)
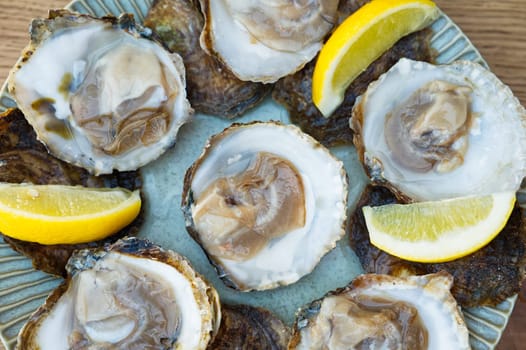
(0, 0, 524, 349)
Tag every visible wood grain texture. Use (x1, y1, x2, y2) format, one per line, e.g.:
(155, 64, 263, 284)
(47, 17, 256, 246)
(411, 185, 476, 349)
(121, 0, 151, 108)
(0, 0, 524, 349)
(0, 0, 66, 81)
(437, 0, 526, 106)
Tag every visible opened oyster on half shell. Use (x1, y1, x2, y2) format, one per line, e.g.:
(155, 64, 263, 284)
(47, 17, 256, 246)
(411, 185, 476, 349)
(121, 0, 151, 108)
(289, 272, 470, 349)
(16, 237, 220, 349)
(351, 58, 526, 202)
(182, 122, 348, 291)
(199, 0, 340, 83)
(8, 10, 192, 175)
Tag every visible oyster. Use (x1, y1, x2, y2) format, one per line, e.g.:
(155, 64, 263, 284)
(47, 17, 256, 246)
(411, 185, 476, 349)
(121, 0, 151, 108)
(16, 237, 220, 349)
(289, 272, 470, 349)
(349, 185, 526, 307)
(182, 122, 348, 291)
(0, 108, 143, 276)
(145, 0, 269, 118)
(199, 0, 339, 83)
(8, 10, 192, 175)
(351, 58, 526, 201)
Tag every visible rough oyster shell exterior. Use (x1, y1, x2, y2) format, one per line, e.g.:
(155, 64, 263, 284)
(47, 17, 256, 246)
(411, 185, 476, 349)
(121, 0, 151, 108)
(145, 0, 269, 119)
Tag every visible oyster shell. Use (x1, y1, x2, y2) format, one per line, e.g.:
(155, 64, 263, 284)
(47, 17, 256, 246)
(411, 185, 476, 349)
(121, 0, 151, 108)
(209, 304, 290, 349)
(145, 0, 269, 118)
(289, 272, 470, 349)
(351, 58, 526, 201)
(182, 122, 348, 291)
(0, 108, 143, 276)
(16, 237, 220, 349)
(8, 10, 192, 175)
(199, 0, 339, 83)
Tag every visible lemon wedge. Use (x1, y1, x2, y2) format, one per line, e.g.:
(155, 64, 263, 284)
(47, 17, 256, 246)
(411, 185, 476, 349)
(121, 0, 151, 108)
(363, 192, 516, 262)
(0, 183, 141, 245)
(312, 0, 439, 117)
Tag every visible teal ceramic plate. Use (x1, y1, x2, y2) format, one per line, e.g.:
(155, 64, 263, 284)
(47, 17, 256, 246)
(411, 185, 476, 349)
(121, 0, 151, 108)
(0, 1, 519, 349)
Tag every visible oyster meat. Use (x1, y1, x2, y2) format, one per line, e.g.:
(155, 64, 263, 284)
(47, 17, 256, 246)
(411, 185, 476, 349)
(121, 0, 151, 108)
(182, 122, 348, 291)
(351, 58, 526, 201)
(145, 0, 269, 118)
(16, 237, 220, 349)
(289, 272, 470, 349)
(8, 10, 192, 175)
(0, 108, 143, 276)
(199, 0, 339, 83)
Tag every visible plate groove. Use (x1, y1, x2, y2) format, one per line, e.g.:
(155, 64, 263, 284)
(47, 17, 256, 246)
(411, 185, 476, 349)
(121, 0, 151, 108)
(0, 292, 50, 314)
(0, 276, 57, 298)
